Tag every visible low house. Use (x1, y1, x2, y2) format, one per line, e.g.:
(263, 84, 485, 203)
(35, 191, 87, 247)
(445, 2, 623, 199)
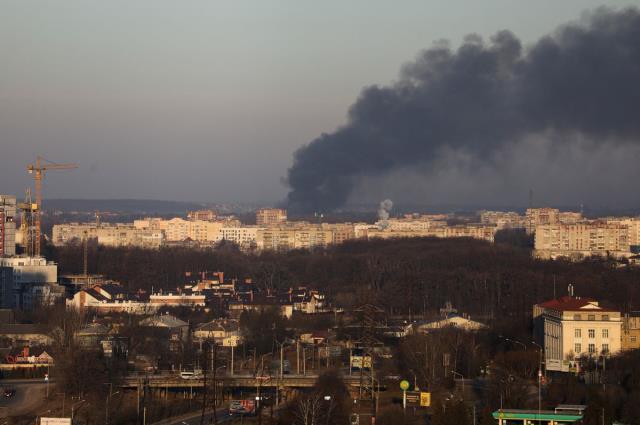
(76, 322, 111, 350)
(67, 285, 157, 315)
(0, 324, 53, 346)
(414, 314, 487, 333)
(12, 346, 54, 364)
(300, 330, 329, 345)
(140, 314, 189, 341)
(193, 319, 241, 347)
(228, 295, 294, 319)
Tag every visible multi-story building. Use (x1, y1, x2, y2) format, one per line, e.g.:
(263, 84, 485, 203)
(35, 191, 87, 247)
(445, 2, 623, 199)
(321, 223, 356, 245)
(479, 211, 526, 230)
(525, 208, 583, 234)
(187, 209, 218, 221)
(0, 256, 61, 309)
(533, 296, 621, 372)
(622, 311, 640, 351)
(256, 225, 333, 251)
(52, 223, 164, 248)
(606, 217, 640, 251)
(0, 266, 13, 309)
(219, 226, 259, 248)
(256, 208, 287, 226)
(0, 195, 17, 257)
(534, 222, 630, 260)
(365, 223, 497, 243)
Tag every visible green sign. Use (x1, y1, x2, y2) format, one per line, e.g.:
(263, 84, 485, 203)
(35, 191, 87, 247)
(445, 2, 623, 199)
(399, 380, 410, 391)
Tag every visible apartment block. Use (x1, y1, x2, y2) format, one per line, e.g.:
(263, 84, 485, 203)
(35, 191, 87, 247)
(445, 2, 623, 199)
(0, 195, 17, 257)
(256, 208, 287, 226)
(533, 296, 621, 372)
(534, 222, 630, 259)
(480, 211, 526, 229)
(52, 223, 164, 248)
(366, 223, 496, 243)
(256, 226, 333, 251)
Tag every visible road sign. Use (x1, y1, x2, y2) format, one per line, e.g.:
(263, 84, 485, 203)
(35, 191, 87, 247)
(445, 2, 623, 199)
(420, 392, 431, 407)
(405, 391, 420, 404)
(41, 419, 71, 425)
(399, 380, 410, 391)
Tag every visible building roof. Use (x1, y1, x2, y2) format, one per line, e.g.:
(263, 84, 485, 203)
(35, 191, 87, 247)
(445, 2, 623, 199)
(0, 324, 50, 335)
(537, 296, 618, 313)
(195, 319, 239, 333)
(140, 314, 188, 329)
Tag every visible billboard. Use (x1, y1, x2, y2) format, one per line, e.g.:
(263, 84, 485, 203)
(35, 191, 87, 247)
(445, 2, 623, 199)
(41, 419, 72, 425)
(229, 399, 256, 415)
(350, 354, 372, 370)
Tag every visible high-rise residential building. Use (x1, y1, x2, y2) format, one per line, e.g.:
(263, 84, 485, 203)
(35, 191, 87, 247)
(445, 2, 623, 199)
(534, 222, 630, 259)
(187, 209, 218, 221)
(525, 208, 561, 234)
(0, 195, 17, 257)
(525, 208, 583, 234)
(52, 223, 164, 248)
(606, 217, 640, 251)
(256, 208, 287, 226)
(479, 211, 526, 229)
(533, 296, 621, 372)
(257, 225, 333, 251)
(0, 257, 61, 309)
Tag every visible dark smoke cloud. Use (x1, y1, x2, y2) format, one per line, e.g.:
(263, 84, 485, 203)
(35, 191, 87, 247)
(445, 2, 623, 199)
(285, 7, 640, 212)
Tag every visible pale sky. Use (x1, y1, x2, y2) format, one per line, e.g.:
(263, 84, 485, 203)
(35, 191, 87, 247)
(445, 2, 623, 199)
(1, 0, 638, 204)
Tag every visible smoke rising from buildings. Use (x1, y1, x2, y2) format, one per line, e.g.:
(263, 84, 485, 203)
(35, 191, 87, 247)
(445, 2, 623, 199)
(377, 199, 393, 221)
(285, 7, 640, 212)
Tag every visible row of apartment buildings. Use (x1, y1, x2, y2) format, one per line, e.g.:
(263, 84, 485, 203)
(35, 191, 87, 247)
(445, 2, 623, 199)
(480, 208, 640, 259)
(52, 211, 499, 251)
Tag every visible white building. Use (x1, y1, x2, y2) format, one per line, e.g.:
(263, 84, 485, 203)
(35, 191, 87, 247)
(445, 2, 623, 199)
(533, 296, 622, 372)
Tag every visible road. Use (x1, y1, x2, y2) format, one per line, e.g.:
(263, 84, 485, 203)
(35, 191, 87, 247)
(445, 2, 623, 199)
(0, 378, 50, 418)
(152, 408, 233, 425)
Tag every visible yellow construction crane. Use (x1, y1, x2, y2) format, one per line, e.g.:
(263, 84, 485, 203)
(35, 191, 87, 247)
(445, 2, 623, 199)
(27, 156, 78, 257)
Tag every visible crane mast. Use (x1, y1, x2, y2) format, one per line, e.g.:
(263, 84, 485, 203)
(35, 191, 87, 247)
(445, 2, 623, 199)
(27, 156, 78, 256)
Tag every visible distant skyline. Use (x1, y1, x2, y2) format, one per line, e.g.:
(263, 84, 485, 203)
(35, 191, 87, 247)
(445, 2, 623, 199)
(2, 1, 639, 207)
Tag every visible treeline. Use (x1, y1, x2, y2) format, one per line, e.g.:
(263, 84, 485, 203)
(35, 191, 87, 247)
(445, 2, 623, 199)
(49, 236, 640, 329)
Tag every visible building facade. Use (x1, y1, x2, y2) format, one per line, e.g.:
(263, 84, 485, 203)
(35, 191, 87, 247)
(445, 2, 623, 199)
(256, 208, 287, 226)
(534, 222, 631, 260)
(533, 296, 622, 372)
(0, 195, 17, 257)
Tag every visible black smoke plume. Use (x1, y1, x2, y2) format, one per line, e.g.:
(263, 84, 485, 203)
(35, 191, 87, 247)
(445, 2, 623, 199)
(285, 7, 640, 212)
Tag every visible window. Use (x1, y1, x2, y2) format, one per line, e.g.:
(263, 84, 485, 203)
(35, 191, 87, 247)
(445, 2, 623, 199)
(588, 314, 596, 321)
(589, 344, 596, 354)
(575, 343, 582, 354)
(588, 329, 595, 339)
(602, 329, 609, 338)
(631, 336, 637, 343)
(602, 344, 609, 353)
(602, 315, 609, 321)
(575, 329, 582, 338)
(574, 314, 582, 321)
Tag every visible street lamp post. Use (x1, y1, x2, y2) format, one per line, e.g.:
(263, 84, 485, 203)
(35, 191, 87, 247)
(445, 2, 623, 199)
(531, 341, 544, 424)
